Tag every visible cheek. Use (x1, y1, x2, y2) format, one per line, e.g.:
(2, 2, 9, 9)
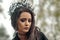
(17, 21, 25, 29)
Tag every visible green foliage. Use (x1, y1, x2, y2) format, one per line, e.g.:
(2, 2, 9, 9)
(41, 20, 47, 27)
(36, 0, 60, 40)
(54, 13, 60, 17)
(37, 13, 44, 19)
(0, 0, 2, 2)
(0, 5, 3, 13)
(0, 25, 9, 40)
(0, 27, 5, 37)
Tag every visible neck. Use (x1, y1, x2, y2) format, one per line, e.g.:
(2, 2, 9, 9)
(18, 33, 27, 40)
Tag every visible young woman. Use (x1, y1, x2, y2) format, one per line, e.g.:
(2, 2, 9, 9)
(9, 2, 48, 40)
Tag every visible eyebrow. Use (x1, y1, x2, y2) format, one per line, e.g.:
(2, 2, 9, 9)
(20, 18, 31, 20)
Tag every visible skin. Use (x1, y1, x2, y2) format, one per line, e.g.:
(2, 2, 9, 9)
(17, 12, 32, 35)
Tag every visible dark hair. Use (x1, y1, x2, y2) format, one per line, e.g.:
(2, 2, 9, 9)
(9, 2, 40, 40)
(10, 2, 35, 30)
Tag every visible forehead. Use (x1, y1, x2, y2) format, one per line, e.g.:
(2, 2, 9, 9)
(19, 12, 31, 19)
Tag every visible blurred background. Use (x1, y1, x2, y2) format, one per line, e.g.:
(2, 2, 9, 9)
(0, 0, 60, 40)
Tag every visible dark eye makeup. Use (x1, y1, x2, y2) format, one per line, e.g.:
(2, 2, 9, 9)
(20, 18, 26, 22)
(28, 19, 32, 22)
(20, 18, 32, 22)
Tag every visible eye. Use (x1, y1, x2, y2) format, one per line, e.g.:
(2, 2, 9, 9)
(20, 18, 26, 22)
(28, 19, 32, 22)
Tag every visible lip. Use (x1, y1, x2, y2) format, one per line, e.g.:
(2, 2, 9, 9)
(24, 27, 29, 30)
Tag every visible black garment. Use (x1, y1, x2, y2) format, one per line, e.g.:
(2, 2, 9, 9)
(39, 32, 48, 40)
(12, 32, 48, 40)
(12, 33, 20, 40)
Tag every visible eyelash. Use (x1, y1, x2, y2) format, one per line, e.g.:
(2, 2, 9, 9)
(20, 19, 32, 22)
(28, 19, 32, 22)
(20, 19, 25, 22)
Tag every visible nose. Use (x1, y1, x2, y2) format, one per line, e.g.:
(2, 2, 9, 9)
(25, 20, 29, 26)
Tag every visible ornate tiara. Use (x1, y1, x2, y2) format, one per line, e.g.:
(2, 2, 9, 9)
(9, 0, 34, 16)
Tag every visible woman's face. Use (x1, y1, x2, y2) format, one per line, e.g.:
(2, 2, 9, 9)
(17, 12, 32, 34)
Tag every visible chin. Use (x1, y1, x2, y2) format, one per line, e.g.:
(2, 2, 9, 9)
(23, 30, 29, 33)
